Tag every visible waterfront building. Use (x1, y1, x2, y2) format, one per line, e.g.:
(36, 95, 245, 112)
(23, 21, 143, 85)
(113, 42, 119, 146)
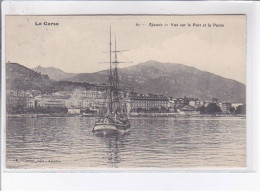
(219, 102, 232, 114)
(203, 101, 210, 107)
(168, 107, 176, 113)
(188, 98, 200, 108)
(177, 105, 200, 115)
(122, 97, 131, 113)
(174, 98, 185, 106)
(7, 96, 19, 108)
(68, 108, 81, 114)
(66, 97, 93, 109)
(231, 102, 244, 109)
(199, 100, 205, 106)
(35, 95, 67, 108)
(65, 95, 106, 110)
(168, 97, 176, 108)
(6, 95, 26, 113)
(79, 97, 93, 108)
(91, 97, 106, 110)
(7, 96, 26, 108)
(66, 89, 107, 110)
(129, 93, 168, 113)
(26, 97, 36, 108)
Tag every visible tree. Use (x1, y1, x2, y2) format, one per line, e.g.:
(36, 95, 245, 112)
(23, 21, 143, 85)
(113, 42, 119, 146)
(212, 98, 219, 103)
(235, 105, 246, 114)
(160, 106, 168, 113)
(229, 107, 236, 114)
(205, 103, 222, 114)
(197, 106, 206, 114)
(137, 108, 144, 113)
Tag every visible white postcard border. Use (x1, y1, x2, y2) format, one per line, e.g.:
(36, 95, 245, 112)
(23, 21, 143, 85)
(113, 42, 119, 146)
(1, 0, 259, 190)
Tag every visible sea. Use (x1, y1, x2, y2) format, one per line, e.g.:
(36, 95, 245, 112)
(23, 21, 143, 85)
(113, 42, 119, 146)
(5, 116, 246, 170)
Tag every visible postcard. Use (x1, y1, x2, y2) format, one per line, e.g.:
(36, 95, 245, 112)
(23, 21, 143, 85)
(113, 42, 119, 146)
(4, 15, 246, 170)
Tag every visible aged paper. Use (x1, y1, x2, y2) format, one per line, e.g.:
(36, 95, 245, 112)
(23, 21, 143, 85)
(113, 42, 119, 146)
(5, 15, 246, 170)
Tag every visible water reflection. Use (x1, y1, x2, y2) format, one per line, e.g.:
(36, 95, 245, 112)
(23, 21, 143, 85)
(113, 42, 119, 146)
(93, 130, 130, 168)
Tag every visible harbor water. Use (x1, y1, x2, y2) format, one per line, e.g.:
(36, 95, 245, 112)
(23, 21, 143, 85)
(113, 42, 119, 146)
(6, 116, 246, 169)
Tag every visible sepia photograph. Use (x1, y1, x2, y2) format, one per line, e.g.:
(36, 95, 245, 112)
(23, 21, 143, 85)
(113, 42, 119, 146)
(4, 15, 246, 170)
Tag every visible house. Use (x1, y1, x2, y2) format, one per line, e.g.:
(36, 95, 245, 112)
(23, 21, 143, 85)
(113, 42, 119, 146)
(26, 97, 36, 108)
(231, 102, 244, 109)
(188, 98, 200, 108)
(68, 108, 81, 114)
(177, 105, 200, 115)
(219, 102, 232, 114)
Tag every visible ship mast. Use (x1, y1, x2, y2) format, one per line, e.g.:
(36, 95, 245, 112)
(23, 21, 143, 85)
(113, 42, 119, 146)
(106, 28, 131, 115)
(114, 36, 120, 113)
(109, 27, 112, 79)
(114, 36, 119, 90)
(108, 27, 113, 114)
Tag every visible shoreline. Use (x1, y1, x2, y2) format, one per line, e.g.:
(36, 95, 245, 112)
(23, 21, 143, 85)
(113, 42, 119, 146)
(7, 113, 246, 118)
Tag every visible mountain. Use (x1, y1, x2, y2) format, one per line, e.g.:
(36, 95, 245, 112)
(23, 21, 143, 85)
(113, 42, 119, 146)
(64, 60, 246, 102)
(6, 61, 246, 102)
(33, 66, 75, 81)
(6, 63, 102, 93)
(6, 63, 54, 92)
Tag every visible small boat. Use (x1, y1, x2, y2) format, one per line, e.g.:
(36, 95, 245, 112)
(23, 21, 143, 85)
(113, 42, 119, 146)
(93, 28, 131, 133)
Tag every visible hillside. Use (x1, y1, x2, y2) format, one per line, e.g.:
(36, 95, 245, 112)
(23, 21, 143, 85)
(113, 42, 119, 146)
(65, 60, 246, 102)
(6, 63, 54, 92)
(6, 61, 246, 102)
(6, 63, 103, 93)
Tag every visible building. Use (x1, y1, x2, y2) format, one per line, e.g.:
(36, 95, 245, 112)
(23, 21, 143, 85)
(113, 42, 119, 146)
(173, 98, 185, 107)
(25, 90, 41, 97)
(26, 97, 36, 108)
(70, 89, 106, 99)
(188, 98, 200, 108)
(7, 96, 26, 108)
(6, 95, 26, 113)
(177, 105, 200, 115)
(66, 97, 92, 109)
(129, 93, 169, 113)
(53, 91, 70, 97)
(92, 97, 106, 110)
(65, 96, 106, 110)
(68, 108, 81, 114)
(203, 101, 211, 108)
(35, 95, 67, 108)
(219, 102, 232, 114)
(7, 96, 20, 108)
(231, 102, 244, 109)
(65, 89, 107, 110)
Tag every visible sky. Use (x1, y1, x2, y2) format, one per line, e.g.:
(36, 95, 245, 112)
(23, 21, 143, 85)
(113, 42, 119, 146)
(6, 15, 246, 83)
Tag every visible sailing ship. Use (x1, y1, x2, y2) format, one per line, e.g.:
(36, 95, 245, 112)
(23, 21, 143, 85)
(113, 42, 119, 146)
(92, 28, 131, 133)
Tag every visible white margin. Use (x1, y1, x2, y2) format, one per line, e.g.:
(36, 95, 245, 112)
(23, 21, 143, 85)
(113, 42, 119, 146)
(1, 0, 259, 190)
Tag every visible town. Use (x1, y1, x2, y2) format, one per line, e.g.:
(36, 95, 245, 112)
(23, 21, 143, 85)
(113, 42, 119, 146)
(6, 88, 246, 117)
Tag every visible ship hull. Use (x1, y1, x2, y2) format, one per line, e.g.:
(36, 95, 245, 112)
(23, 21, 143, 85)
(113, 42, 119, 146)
(93, 121, 130, 133)
(93, 123, 117, 132)
(114, 122, 131, 130)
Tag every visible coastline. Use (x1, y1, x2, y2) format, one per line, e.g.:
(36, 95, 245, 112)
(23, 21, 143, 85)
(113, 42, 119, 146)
(6, 113, 246, 118)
